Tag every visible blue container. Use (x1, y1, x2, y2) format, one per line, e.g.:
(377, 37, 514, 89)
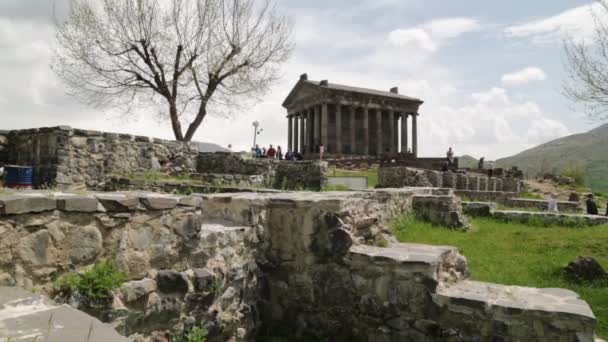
(5, 165, 34, 188)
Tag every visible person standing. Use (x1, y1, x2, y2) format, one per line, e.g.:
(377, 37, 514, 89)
(254, 145, 262, 158)
(277, 146, 283, 160)
(586, 194, 599, 215)
(446, 147, 455, 166)
(319, 144, 325, 161)
(547, 194, 559, 213)
(284, 149, 294, 161)
(267, 144, 277, 159)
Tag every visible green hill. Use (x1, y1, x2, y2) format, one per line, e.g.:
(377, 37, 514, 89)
(458, 155, 480, 169)
(497, 123, 608, 193)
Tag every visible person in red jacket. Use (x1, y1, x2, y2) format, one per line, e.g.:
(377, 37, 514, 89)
(266, 144, 277, 159)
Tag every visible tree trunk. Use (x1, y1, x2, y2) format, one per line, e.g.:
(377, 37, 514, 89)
(184, 104, 208, 142)
(169, 102, 184, 141)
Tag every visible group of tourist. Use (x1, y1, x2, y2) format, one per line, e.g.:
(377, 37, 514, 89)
(251, 144, 304, 161)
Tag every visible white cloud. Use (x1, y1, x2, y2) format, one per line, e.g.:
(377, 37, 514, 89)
(421, 87, 569, 159)
(505, 3, 605, 44)
(387, 17, 480, 52)
(501, 67, 547, 86)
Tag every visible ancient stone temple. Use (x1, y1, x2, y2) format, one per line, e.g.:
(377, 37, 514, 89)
(282, 74, 423, 156)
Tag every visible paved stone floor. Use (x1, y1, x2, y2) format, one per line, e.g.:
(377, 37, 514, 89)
(0, 286, 127, 342)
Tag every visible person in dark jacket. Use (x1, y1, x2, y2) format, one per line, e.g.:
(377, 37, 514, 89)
(586, 194, 599, 215)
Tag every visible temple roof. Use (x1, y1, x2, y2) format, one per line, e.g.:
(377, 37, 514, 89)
(282, 76, 423, 109)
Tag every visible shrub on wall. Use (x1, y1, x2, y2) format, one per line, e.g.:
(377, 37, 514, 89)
(54, 260, 128, 305)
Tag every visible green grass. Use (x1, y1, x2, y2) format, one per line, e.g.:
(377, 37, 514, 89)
(330, 169, 378, 188)
(391, 216, 608, 338)
(518, 190, 544, 200)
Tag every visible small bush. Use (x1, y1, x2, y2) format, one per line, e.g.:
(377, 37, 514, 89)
(174, 326, 208, 342)
(563, 167, 586, 186)
(54, 260, 128, 304)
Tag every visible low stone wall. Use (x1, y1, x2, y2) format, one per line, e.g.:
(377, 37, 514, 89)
(462, 201, 497, 217)
(104, 177, 280, 194)
(0, 190, 599, 341)
(379, 166, 523, 193)
(412, 194, 469, 229)
(197, 152, 328, 190)
(197, 152, 276, 175)
(5, 126, 198, 189)
(494, 210, 608, 227)
(505, 198, 581, 212)
(455, 190, 518, 202)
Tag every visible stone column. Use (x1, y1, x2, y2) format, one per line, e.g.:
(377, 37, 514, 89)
(376, 109, 383, 156)
(300, 113, 306, 153)
(313, 106, 320, 150)
(287, 115, 293, 152)
(336, 104, 342, 154)
(412, 112, 418, 157)
(293, 113, 299, 153)
(401, 113, 408, 153)
(321, 102, 329, 151)
(306, 109, 313, 153)
(350, 106, 356, 154)
(363, 106, 369, 155)
(388, 109, 395, 153)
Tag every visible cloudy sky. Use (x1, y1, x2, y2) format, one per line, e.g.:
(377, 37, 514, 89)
(0, 0, 602, 158)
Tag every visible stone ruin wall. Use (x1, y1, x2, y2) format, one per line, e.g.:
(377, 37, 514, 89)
(4, 126, 198, 189)
(0, 189, 597, 341)
(198, 152, 329, 190)
(379, 166, 523, 193)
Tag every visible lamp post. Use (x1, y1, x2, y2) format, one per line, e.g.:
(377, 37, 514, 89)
(252, 121, 263, 148)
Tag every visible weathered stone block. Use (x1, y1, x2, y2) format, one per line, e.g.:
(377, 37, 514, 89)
(121, 278, 157, 302)
(140, 196, 179, 210)
(56, 196, 100, 212)
(467, 175, 480, 191)
(96, 194, 139, 212)
(442, 172, 457, 189)
(192, 269, 217, 292)
(66, 226, 103, 265)
(456, 174, 469, 190)
(478, 177, 489, 191)
(18, 230, 52, 266)
(178, 196, 203, 207)
(0, 195, 56, 215)
(462, 202, 496, 217)
(156, 270, 189, 294)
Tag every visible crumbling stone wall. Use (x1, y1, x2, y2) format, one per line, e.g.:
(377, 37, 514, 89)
(0, 192, 260, 341)
(6, 126, 198, 189)
(379, 166, 523, 194)
(0, 190, 598, 341)
(198, 152, 328, 190)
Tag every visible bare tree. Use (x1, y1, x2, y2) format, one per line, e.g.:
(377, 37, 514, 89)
(564, 1, 608, 121)
(53, 0, 293, 141)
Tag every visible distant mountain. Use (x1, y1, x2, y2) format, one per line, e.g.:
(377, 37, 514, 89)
(497, 123, 608, 193)
(458, 155, 480, 169)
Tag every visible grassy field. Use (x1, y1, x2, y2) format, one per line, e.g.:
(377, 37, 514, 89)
(330, 169, 379, 188)
(391, 216, 608, 338)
